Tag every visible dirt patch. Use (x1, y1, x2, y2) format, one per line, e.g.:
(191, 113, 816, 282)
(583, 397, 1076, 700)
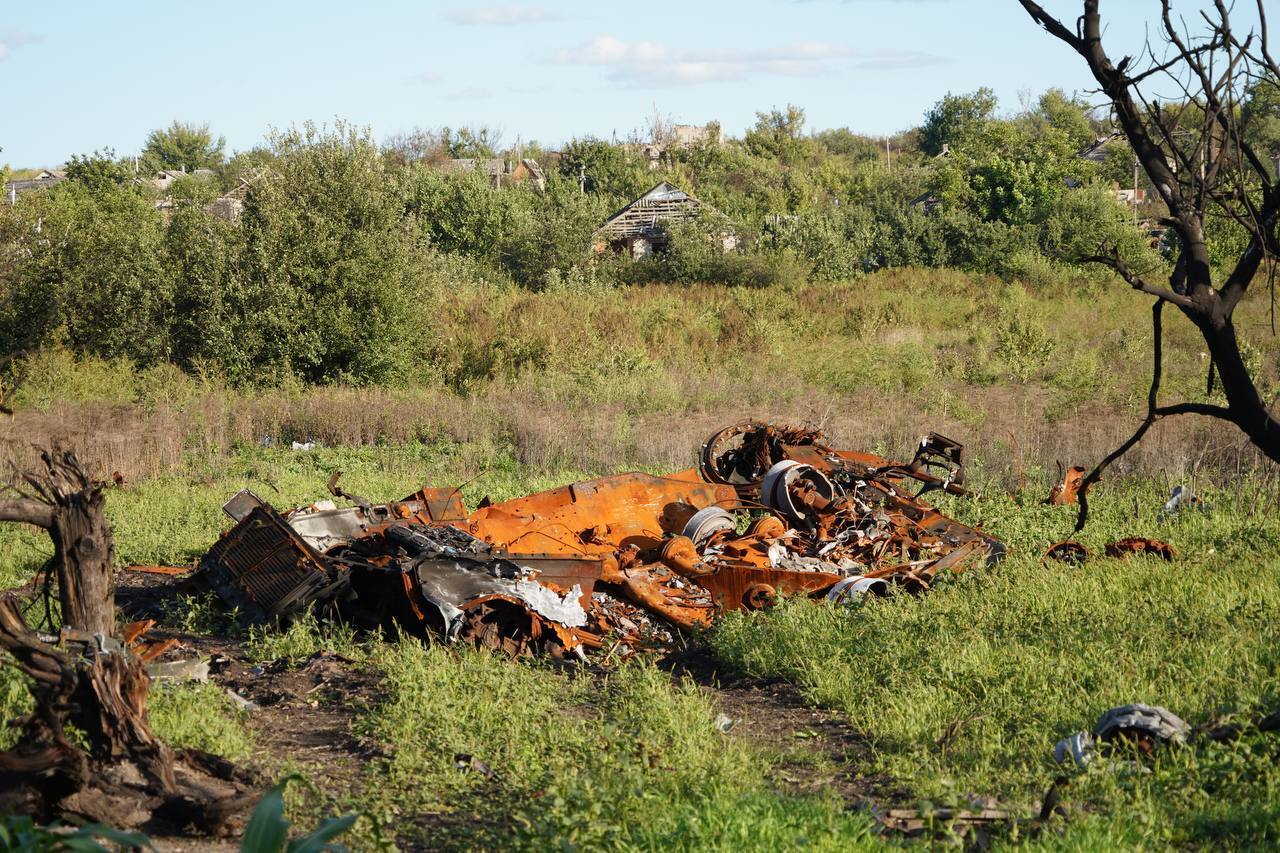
(113, 572, 385, 850)
(661, 644, 908, 808)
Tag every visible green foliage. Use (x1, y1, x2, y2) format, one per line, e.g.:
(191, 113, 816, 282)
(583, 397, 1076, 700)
(140, 121, 225, 173)
(994, 301, 1056, 381)
(1242, 74, 1280, 160)
(442, 125, 501, 159)
(920, 88, 998, 156)
(240, 775, 358, 853)
(0, 815, 152, 852)
(556, 137, 651, 202)
(0, 175, 172, 363)
(63, 149, 130, 192)
(238, 121, 431, 384)
(743, 104, 813, 164)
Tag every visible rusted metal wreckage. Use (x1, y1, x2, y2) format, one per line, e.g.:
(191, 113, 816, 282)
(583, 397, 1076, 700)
(192, 423, 1005, 657)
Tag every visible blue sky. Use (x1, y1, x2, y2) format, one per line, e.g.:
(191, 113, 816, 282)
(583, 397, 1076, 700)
(0, 1, 1246, 167)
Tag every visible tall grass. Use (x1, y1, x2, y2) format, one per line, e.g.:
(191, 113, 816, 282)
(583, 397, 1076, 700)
(3, 268, 1276, 486)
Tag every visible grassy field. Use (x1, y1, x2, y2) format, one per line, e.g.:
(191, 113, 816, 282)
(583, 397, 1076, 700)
(2, 443, 1277, 849)
(2, 268, 1279, 848)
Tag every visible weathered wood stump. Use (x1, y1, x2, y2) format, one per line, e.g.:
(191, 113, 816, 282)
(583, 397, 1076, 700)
(0, 449, 257, 834)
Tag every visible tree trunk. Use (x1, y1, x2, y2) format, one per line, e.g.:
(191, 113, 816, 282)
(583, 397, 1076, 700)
(49, 473, 117, 636)
(1200, 319, 1280, 463)
(0, 449, 255, 833)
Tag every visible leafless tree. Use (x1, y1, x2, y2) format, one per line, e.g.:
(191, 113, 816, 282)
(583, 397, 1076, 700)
(1018, 1, 1280, 527)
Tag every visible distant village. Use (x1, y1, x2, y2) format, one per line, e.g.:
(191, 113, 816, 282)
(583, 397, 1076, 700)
(3, 121, 738, 260)
(3, 116, 1185, 262)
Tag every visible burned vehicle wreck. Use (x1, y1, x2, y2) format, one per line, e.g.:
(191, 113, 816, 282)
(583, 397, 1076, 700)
(192, 422, 1004, 657)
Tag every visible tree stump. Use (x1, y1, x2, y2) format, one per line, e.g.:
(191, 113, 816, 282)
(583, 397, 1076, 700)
(0, 449, 257, 834)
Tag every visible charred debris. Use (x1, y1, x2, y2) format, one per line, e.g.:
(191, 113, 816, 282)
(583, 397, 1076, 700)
(190, 422, 1005, 658)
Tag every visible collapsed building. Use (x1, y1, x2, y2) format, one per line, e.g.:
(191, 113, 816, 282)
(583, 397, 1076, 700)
(192, 422, 1005, 657)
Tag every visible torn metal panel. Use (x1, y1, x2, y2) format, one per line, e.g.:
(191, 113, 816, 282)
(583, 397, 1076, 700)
(464, 470, 736, 555)
(197, 505, 347, 624)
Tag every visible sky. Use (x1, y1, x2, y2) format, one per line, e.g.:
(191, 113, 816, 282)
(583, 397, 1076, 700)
(0, 1, 1255, 168)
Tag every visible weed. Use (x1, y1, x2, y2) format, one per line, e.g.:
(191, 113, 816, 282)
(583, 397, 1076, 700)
(148, 681, 253, 760)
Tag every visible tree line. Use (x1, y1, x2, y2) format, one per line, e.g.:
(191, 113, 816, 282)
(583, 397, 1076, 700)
(1, 83, 1275, 387)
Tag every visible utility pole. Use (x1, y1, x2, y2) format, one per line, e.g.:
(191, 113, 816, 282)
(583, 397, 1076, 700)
(886, 139, 892, 173)
(579, 163, 586, 194)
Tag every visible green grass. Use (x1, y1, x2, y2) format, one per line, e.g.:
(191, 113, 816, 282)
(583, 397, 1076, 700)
(354, 640, 878, 850)
(2, 434, 1279, 848)
(148, 681, 254, 760)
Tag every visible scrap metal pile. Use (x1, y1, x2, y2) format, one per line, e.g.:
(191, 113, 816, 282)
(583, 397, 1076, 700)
(192, 422, 1005, 657)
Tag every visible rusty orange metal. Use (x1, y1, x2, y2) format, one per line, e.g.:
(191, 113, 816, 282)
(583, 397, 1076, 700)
(193, 421, 1007, 658)
(1105, 537, 1177, 560)
(1046, 464, 1088, 505)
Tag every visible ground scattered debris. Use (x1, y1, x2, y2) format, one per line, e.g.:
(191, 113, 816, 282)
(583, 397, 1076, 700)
(1055, 703, 1190, 768)
(146, 657, 210, 682)
(188, 422, 1005, 658)
(1046, 463, 1088, 505)
(1104, 537, 1177, 560)
(1162, 485, 1205, 515)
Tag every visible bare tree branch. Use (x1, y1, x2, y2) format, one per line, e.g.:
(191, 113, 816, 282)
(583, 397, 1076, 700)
(0, 499, 54, 529)
(1083, 250, 1197, 308)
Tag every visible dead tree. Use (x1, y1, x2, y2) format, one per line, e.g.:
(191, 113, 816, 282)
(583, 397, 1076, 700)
(0, 449, 255, 832)
(1017, 1, 1280, 527)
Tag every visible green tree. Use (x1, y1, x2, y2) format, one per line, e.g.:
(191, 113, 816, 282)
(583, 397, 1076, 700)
(140, 121, 225, 173)
(557, 138, 650, 202)
(444, 125, 501, 159)
(64, 149, 130, 192)
(1242, 74, 1280, 161)
(239, 121, 429, 384)
(165, 199, 251, 378)
(0, 177, 172, 362)
(919, 88, 998, 156)
(743, 104, 811, 162)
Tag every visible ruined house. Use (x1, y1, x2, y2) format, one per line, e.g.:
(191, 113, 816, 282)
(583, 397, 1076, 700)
(444, 157, 546, 192)
(152, 169, 186, 192)
(593, 181, 735, 258)
(671, 122, 724, 148)
(626, 121, 723, 171)
(5, 169, 66, 204)
(205, 178, 252, 222)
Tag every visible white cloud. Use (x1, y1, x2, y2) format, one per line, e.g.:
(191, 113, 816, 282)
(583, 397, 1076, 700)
(0, 31, 41, 62)
(410, 71, 443, 85)
(552, 36, 941, 86)
(445, 5, 561, 26)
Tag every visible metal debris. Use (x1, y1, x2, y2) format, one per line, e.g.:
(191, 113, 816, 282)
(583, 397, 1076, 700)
(186, 422, 1006, 658)
(1046, 464, 1087, 505)
(1043, 541, 1089, 566)
(1162, 485, 1205, 515)
(146, 658, 211, 682)
(1104, 537, 1177, 560)
(1055, 703, 1189, 768)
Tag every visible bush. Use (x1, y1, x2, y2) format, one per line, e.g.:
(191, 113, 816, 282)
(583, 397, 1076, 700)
(0, 179, 172, 364)
(238, 122, 433, 385)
